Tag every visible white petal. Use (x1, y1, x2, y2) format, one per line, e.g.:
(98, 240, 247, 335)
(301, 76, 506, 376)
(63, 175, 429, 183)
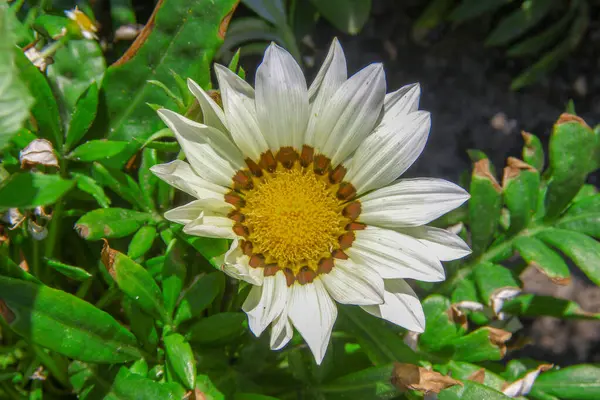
(158, 108, 245, 169)
(398, 225, 471, 261)
(305, 38, 347, 147)
(359, 178, 470, 227)
(221, 240, 264, 285)
(347, 226, 445, 282)
(256, 43, 309, 150)
(215, 64, 268, 161)
(361, 279, 425, 332)
(321, 258, 384, 305)
(150, 161, 228, 200)
(243, 271, 288, 337)
(380, 83, 420, 124)
(270, 306, 293, 350)
(288, 279, 337, 365)
(183, 214, 235, 239)
(345, 111, 430, 194)
(163, 199, 232, 225)
(187, 78, 228, 133)
(313, 64, 385, 166)
(157, 109, 236, 186)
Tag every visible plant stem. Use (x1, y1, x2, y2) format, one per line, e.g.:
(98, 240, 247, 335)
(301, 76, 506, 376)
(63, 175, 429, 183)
(31, 345, 71, 389)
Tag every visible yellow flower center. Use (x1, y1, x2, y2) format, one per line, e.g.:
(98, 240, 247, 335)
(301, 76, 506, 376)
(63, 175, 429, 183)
(243, 168, 342, 268)
(225, 146, 365, 285)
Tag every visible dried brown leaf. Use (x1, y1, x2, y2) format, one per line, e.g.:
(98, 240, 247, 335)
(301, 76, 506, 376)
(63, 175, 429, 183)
(391, 363, 463, 394)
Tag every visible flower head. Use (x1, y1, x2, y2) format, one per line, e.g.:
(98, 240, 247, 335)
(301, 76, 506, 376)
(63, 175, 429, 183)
(152, 39, 470, 364)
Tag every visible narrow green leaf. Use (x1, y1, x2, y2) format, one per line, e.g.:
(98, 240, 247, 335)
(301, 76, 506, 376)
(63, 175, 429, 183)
(91, 162, 147, 210)
(419, 295, 465, 353)
(473, 262, 519, 303)
(161, 240, 186, 319)
(75, 208, 152, 240)
(521, 131, 544, 171)
(0, 4, 34, 147)
(469, 159, 502, 255)
(450, 327, 507, 363)
(164, 333, 196, 390)
(532, 365, 600, 399)
(45, 259, 93, 281)
(412, 0, 454, 41)
(129, 359, 148, 377)
(502, 159, 540, 233)
(0, 276, 142, 363)
(13, 46, 62, 146)
(545, 118, 596, 218)
(451, 275, 488, 325)
(123, 297, 159, 352)
(0, 254, 41, 284)
(108, 250, 169, 323)
(309, 0, 371, 35)
(317, 364, 397, 399)
(502, 294, 600, 320)
(65, 83, 100, 151)
(449, 0, 510, 22)
(0, 173, 74, 212)
(557, 195, 600, 239)
(187, 312, 246, 345)
(514, 236, 570, 283)
(72, 172, 111, 208)
(196, 375, 225, 400)
(176, 229, 230, 269)
(139, 148, 159, 211)
(32, 15, 71, 38)
(242, 0, 286, 25)
(537, 228, 600, 286)
(68, 140, 129, 162)
(485, 0, 558, 46)
(444, 361, 506, 391)
(127, 225, 157, 259)
(174, 272, 223, 325)
(439, 380, 509, 400)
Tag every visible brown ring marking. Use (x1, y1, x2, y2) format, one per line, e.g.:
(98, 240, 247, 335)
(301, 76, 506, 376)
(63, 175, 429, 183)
(337, 182, 357, 201)
(342, 202, 361, 220)
(249, 253, 265, 268)
(313, 154, 330, 175)
(296, 267, 317, 285)
(259, 151, 277, 172)
(332, 249, 349, 259)
(300, 145, 314, 167)
(318, 257, 334, 274)
(346, 222, 366, 231)
(245, 158, 263, 177)
(233, 170, 253, 190)
(228, 210, 245, 223)
(225, 193, 245, 208)
(329, 165, 347, 184)
(338, 232, 355, 250)
(276, 147, 299, 169)
(233, 223, 249, 238)
(264, 264, 281, 276)
(284, 268, 295, 286)
(242, 240, 253, 256)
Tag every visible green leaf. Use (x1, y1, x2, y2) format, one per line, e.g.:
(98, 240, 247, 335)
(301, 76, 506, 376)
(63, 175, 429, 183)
(444, 361, 506, 391)
(13, 46, 62, 146)
(0, 4, 34, 147)
(68, 140, 130, 162)
(91, 162, 148, 210)
(176, 229, 230, 268)
(521, 131, 544, 171)
(174, 272, 223, 325)
(242, 0, 286, 25)
(0, 276, 142, 363)
(235, 394, 280, 400)
(69, 363, 186, 400)
(0, 254, 41, 284)
(514, 236, 570, 283)
(47, 40, 105, 115)
(65, 83, 100, 151)
(451, 276, 488, 325)
(473, 262, 520, 303)
(469, 160, 502, 255)
(127, 225, 157, 259)
(162, 239, 187, 317)
(536, 228, 600, 286)
(100, 0, 239, 150)
(532, 365, 600, 399)
(557, 195, 600, 239)
(72, 172, 111, 208)
(123, 297, 159, 352)
(45, 259, 93, 281)
(187, 312, 246, 345)
(449, 0, 510, 23)
(485, 0, 558, 46)
(75, 208, 152, 240)
(0, 173, 74, 212)
(339, 306, 419, 365)
(32, 15, 71, 38)
(310, 0, 371, 35)
(439, 380, 509, 400)
(412, 0, 454, 42)
(108, 250, 169, 323)
(450, 327, 508, 363)
(164, 333, 196, 390)
(139, 148, 159, 211)
(502, 294, 600, 320)
(502, 160, 540, 233)
(419, 295, 465, 353)
(545, 118, 596, 218)
(317, 364, 397, 399)
(196, 375, 225, 400)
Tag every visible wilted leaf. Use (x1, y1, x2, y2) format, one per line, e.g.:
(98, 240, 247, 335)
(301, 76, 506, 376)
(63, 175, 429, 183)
(469, 159, 502, 255)
(75, 208, 152, 240)
(391, 363, 462, 394)
(19, 139, 59, 168)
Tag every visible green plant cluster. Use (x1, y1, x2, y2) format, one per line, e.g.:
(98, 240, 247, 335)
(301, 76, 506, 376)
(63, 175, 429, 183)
(2, 1, 600, 400)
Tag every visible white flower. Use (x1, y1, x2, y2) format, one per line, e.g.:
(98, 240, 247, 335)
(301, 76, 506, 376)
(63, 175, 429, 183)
(152, 39, 471, 364)
(64, 7, 98, 40)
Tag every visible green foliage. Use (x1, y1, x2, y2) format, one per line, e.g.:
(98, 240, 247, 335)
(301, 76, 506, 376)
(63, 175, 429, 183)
(1, 1, 599, 399)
